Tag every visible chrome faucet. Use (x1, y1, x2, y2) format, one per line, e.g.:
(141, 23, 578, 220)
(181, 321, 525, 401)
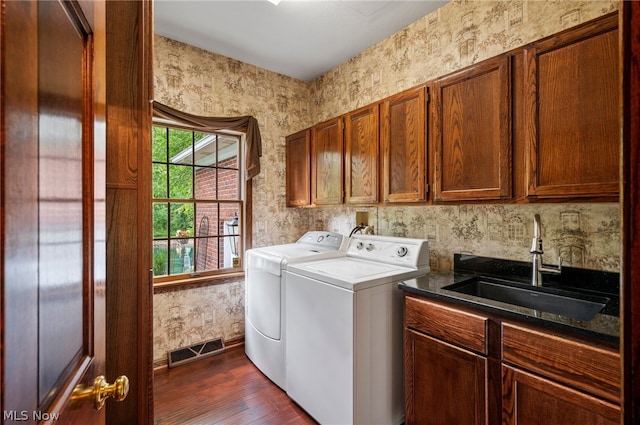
(530, 214, 562, 287)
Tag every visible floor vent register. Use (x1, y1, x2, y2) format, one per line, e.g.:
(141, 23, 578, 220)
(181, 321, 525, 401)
(168, 337, 225, 368)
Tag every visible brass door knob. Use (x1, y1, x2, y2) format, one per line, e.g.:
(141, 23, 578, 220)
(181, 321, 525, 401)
(72, 375, 129, 410)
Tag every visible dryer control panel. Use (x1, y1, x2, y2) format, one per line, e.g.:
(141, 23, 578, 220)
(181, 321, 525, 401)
(296, 231, 346, 250)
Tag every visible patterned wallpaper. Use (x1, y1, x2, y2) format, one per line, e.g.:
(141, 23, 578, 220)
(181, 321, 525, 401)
(152, 0, 619, 366)
(309, 0, 618, 120)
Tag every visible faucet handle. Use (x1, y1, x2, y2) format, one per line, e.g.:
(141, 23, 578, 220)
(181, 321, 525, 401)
(539, 256, 563, 275)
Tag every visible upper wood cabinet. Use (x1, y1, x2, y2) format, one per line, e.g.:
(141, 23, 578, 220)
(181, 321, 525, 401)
(345, 104, 379, 205)
(381, 86, 428, 203)
(285, 128, 311, 207)
(432, 56, 512, 202)
(311, 117, 344, 205)
(524, 13, 619, 199)
(286, 13, 618, 208)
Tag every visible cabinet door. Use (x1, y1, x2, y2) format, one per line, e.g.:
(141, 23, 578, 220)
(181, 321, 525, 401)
(311, 117, 344, 205)
(405, 329, 487, 425)
(285, 129, 311, 207)
(525, 14, 619, 199)
(432, 56, 511, 202)
(345, 104, 379, 204)
(381, 86, 427, 203)
(502, 365, 620, 425)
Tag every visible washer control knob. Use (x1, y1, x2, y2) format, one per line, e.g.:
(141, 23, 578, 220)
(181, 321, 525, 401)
(356, 242, 364, 250)
(317, 235, 325, 242)
(397, 246, 408, 257)
(365, 243, 374, 252)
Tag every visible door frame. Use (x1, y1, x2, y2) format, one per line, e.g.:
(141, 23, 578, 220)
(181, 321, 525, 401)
(621, 1, 640, 424)
(104, 0, 154, 424)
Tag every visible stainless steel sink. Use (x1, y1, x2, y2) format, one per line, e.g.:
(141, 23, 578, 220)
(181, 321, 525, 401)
(442, 277, 611, 321)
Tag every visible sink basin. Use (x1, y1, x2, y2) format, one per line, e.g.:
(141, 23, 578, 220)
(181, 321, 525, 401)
(442, 277, 611, 321)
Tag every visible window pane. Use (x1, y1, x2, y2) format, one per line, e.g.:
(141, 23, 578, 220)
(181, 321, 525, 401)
(221, 204, 241, 269)
(153, 240, 169, 277)
(169, 128, 193, 164)
(152, 126, 167, 162)
(216, 137, 239, 168)
(194, 236, 214, 272)
(221, 235, 241, 268)
(194, 166, 217, 199)
(194, 133, 218, 167)
(194, 134, 218, 165)
(217, 168, 240, 200)
(220, 203, 241, 231)
(169, 165, 193, 199)
(170, 202, 194, 238)
(152, 164, 167, 199)
(194, 131, 208, 144)
(153, 202, 169, 238)
(170, 238, 194, 274)
(195, 204, 219, 236)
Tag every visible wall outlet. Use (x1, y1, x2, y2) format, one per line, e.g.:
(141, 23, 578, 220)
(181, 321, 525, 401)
(356, 211, 369, 227)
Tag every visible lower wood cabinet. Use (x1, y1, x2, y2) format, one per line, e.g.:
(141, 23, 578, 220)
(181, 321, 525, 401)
(405, 329, 487, 425)
(502, 365, 620, 425)
(404, 295, 494, 425)
(404, 294, 620, 425)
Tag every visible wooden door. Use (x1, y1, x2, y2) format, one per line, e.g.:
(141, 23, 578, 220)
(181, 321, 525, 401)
(432, 56, 512, 202)
(381, 86, 428, 203)
(502, 366, 620, 425)
(1, 0, 119, 422)
(404, 329, 487, 425)
(345, 104, 379, 204)
(286, 129, 311, 207)
(311, 117, 344, 205)
(525, 13, 619, 200)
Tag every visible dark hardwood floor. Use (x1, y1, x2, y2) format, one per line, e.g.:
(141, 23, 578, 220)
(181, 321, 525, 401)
(154, 344, 317, 425)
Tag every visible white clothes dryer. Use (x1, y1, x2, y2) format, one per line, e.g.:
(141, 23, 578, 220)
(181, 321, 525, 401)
(284, 235, 430, 425)
(244, 231, 347, 390)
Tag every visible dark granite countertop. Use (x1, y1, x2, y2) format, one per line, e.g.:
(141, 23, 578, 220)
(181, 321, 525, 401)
(399, 254, 620, 346)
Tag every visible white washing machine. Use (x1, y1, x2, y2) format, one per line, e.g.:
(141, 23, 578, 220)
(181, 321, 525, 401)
(244, 231, 347, 390)
(284, 235, 430, 425)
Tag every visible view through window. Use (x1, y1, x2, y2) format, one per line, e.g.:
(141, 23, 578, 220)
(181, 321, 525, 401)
(152, 126, 244, 280)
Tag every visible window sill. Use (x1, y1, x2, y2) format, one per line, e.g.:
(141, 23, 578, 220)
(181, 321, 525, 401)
(153, 271, 245, 294)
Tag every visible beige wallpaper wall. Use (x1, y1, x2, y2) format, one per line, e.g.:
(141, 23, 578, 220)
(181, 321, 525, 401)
(152, 0, 619, 366)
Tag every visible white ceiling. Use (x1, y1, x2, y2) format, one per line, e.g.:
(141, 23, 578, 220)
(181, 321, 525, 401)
(154, 0, 449, 82)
